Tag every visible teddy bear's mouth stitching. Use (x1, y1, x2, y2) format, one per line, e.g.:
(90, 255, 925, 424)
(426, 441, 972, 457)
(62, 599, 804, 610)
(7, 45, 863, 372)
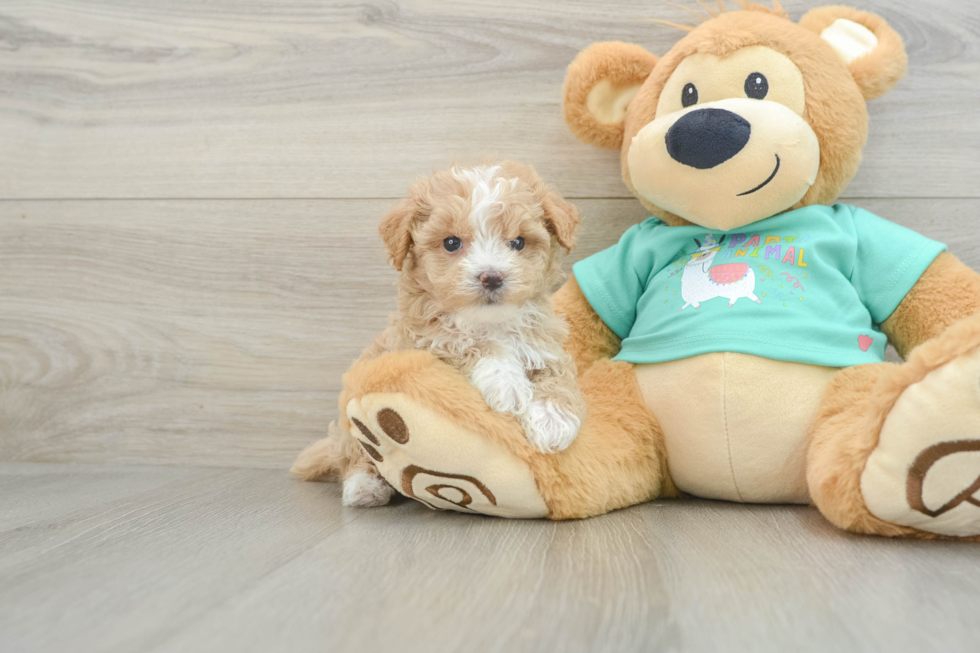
(736, 154, 781, 196)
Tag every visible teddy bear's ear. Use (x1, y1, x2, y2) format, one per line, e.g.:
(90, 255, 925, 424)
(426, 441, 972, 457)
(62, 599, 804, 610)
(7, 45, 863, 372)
(563, 42, 659, 150)
(799, 6, 907, 101)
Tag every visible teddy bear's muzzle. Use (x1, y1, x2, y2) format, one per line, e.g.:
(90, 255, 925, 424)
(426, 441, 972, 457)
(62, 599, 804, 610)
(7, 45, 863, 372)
(628, 98, 820, 231)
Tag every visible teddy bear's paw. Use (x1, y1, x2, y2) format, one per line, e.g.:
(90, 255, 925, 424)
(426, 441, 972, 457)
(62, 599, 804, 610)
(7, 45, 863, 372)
(861, 346, 980, 537)
(522, 401, 581, 454)
(345, 392, 549, 518)
(469, 357, 534, 415)
(341, 471, 395, 507)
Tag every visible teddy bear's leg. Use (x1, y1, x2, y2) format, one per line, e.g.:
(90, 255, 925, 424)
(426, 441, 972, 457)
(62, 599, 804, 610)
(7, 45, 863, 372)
(808, 313, 980, 540)
(535, 357, 676, 519)
(333, 349, 673, 519)
(340, 350, 549, 518)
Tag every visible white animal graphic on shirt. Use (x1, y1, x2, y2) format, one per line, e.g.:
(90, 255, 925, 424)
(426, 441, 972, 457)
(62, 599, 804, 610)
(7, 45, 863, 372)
(680, 235, 762, 311)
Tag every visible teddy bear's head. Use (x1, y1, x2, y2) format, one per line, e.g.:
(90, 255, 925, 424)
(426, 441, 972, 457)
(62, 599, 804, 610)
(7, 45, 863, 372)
(563, 3, 906, 230)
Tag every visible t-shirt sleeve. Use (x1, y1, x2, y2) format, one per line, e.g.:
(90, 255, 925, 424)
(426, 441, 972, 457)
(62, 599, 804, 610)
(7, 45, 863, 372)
(571, 222, 651, 339)
(848, 205, 947, 324)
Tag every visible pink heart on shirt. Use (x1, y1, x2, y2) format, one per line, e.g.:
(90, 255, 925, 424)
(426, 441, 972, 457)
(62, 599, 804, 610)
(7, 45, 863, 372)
(858, 335, 873, 352)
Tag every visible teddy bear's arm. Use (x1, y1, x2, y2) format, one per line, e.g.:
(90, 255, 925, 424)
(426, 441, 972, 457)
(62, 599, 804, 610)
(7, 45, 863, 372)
(554, 275, 621, 372)
(881, 252, 980, 358)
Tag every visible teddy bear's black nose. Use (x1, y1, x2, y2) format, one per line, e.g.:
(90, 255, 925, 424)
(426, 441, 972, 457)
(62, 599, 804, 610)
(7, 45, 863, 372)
(665, 108, 751, 169)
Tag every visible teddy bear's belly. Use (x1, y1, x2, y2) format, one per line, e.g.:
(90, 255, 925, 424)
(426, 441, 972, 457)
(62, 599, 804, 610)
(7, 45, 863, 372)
(634, 353, 840, 504)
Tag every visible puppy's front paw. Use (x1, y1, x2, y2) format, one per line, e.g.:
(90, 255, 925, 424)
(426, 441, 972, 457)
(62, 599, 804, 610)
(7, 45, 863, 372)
(522, 401, 582, 454)
(470, 358, 534, 415)
(342, 471, 394, 507)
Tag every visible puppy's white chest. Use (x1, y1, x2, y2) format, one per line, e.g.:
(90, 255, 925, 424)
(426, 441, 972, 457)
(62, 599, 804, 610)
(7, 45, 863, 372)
(484, 331, 549, 372)
(446, 307, 553, 372)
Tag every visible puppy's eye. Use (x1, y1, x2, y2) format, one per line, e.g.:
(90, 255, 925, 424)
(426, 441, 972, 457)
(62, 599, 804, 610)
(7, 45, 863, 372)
(509, 237, 525, 251)
(744, 72, 768, 100)
(682, 83, 698, 108)
(443, 236, 462, 252)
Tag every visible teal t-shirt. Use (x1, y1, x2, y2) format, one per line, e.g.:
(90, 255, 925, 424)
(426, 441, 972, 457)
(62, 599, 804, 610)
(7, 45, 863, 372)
(573, 204, 946, 367)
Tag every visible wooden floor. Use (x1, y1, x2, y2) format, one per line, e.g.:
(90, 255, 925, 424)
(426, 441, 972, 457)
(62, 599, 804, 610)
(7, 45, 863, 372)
(1, 463, 979, 653)
(2, 1, 980, 651)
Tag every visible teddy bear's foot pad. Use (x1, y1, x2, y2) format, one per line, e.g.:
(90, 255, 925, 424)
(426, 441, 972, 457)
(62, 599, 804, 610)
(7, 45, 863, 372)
(346, 393, 549, 518)
(862, 346, 980, 537)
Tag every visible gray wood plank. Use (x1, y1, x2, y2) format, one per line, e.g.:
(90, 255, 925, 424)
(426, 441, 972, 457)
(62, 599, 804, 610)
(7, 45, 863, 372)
(0, 462, 211, 532)
(0, 463, 978, 653)
(154, 500, 677, 653)
(3, 198, 977, 467)
(0, 0, 977, 200)
(0, 464, 360, 653)
(172, 501, 980, 653)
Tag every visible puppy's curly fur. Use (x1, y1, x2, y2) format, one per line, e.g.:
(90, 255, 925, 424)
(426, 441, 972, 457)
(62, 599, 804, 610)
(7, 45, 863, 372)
(292, 161, 586, 506)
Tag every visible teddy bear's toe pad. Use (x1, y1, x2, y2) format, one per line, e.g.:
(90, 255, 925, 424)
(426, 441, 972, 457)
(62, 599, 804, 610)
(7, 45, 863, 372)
(862, 347, 980, 537)
(346, 393, 549, 519)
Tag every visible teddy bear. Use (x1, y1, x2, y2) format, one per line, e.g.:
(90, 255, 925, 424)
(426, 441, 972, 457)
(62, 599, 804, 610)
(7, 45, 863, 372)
(297, 3, 980, 539)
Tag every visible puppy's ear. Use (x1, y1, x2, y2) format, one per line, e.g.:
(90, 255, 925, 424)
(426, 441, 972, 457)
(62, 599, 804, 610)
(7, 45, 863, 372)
(497, 159, 580, 252)
(542, 191, 580, 253)
(379, 196, 425, 271)
(800, 7, 907, 101)
(563, 42, 658, 150)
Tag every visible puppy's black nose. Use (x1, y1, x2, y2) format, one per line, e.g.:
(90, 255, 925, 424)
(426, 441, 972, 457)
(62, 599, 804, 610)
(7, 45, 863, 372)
(665, 108, 751, 169)
(480, 271, 504, 291)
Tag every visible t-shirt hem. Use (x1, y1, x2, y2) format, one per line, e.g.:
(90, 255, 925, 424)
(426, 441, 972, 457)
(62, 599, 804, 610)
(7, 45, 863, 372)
(614, 335, 880, 368)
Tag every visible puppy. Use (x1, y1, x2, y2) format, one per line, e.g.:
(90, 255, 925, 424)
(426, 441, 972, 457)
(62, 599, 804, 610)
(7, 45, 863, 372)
(292, 161, 587, 507)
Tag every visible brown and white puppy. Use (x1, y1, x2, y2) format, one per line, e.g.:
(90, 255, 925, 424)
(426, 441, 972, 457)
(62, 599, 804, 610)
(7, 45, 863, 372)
(293, 161, 586, 506)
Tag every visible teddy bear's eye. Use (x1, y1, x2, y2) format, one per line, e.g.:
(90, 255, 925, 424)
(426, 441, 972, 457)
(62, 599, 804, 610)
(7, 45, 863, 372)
(681, 83, 698, 108)
(744, 72, 769, 100)
(443, 236, 462, 252)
